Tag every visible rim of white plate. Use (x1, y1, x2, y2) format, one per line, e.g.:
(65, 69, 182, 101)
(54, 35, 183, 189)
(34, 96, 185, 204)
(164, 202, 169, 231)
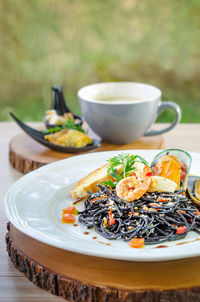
(4, 149, 200, 262)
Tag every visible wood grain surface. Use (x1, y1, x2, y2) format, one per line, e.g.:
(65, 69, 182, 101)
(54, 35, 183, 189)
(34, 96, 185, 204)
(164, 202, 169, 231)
(6, 223, 200, 302)
(1, 122, 200, 302)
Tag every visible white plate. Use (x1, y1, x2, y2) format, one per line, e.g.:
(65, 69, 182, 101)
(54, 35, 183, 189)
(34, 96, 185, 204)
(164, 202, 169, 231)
(5, 150, 200, 262)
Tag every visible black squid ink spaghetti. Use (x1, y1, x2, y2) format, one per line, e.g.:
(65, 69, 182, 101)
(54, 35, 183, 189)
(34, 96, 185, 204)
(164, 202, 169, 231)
(78, 184, 200, 245)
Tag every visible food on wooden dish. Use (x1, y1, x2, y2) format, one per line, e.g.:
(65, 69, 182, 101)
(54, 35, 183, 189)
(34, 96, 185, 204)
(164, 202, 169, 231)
(63, 149, 200, 248)
(44, 86, 93, 148)
(45, 128, 93, 148)
(45, 85, 82, 128)
(10, 112, 99, 153)
(45, 110, 81, 127)
(44, 117, 93, 148)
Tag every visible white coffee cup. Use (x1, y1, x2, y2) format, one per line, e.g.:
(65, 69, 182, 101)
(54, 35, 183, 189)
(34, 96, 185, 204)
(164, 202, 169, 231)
(78, 82, 181, 144)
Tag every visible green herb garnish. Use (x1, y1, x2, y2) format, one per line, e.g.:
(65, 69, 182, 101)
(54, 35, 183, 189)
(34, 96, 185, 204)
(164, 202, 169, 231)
(42, 126, 61, 134)
(102, 180, 116, 188)
(43, 117, 84, 134)
(63, 117, 84, 133)
(103, 153, 149, 188)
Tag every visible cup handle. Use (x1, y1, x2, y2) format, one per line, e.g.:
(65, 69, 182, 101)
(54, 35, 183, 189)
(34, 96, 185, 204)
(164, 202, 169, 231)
(144, 101, 181, 136)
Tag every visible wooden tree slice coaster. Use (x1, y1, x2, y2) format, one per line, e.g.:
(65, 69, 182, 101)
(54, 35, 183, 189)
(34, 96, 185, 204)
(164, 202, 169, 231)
(9, 132, 165, 174)
(5, 223, 200, 302)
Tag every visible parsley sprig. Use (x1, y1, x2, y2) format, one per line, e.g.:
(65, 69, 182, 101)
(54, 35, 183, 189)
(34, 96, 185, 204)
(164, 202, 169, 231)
(43, 117, 84, 134)
(103, 153, 149, 188)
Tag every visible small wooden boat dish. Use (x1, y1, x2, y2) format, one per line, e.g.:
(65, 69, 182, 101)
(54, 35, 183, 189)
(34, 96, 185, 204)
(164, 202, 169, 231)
(10, 112, 101, 153)
(45, 85, 82, 128)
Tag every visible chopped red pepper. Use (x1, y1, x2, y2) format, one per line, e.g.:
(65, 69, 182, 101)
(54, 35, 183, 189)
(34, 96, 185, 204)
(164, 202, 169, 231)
(63, 206, 78, 215)
(157, 197, 168, 202)
(90, 197, 99, 204)
(151, 203, 160, 210)
(146, 172, 152, 177)
(109, 209, 115, 226)
(62, 213, 75, 224)
(151, 203, 160, 207)
(176, 226, 187, 234)
(90, 195, 108, 203)
(129, 238, 144, 248)
(178, 209, 186, 214)
(195, 210, 200, 216)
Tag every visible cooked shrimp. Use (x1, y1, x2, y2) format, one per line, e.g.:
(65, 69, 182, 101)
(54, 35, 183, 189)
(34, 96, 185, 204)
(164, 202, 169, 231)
(116, 165, 151, 202)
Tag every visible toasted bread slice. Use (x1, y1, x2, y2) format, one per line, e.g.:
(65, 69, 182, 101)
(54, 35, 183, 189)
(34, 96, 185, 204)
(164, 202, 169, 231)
(71, 163, 114, 199)
(71, 155, 144, 200)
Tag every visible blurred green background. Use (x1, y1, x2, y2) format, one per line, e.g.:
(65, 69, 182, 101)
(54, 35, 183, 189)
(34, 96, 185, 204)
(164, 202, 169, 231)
(0, 0, 200, 122)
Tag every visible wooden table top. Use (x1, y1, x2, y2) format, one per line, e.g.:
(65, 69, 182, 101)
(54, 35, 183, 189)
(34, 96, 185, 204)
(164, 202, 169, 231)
(1, 122, 200, 302)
